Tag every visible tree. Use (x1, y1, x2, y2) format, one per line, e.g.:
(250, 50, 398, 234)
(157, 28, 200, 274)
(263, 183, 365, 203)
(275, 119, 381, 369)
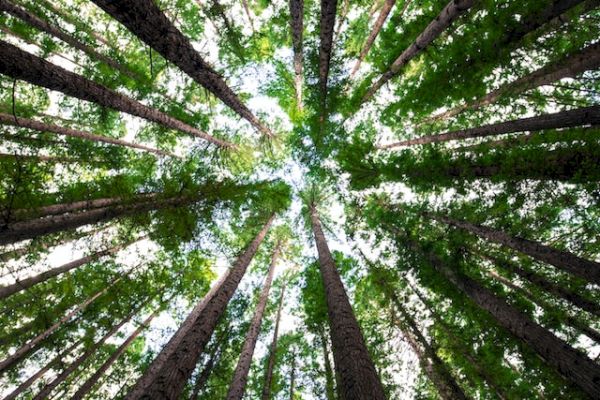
(289, 0, 304, 110)
(261, 282, 286, 400)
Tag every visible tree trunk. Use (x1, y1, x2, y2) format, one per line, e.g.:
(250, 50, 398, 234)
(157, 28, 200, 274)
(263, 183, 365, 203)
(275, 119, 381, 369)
(190, 340, 223, 400)
(125, 214, 275, 400)
(90, 0, 274, 138)
(416, 244, 600, 398)
(69, 308, 160, 400)
(319, 328, 337, 400)
(379, 105, 600, 148)
(318, 0, 338, 97)
(361, 0, 476, 103)
(0, 236, 143, 300)
(0, 40, 233, 148)
(261, 283, 287, 400)
(32, 298, 147, 400)
(241, 0, 255, 31)
(289, 0, 304, 110)
(0, 113, 173, 157)
(226, 242, 281, 400)
(422, 42, 600, 124)
(0, 266, 133, 374)
(309, 204, 386, 400)
(289, 351, 296, 400)
(427, 212, 600, 285)
(0, 194, 191, 245)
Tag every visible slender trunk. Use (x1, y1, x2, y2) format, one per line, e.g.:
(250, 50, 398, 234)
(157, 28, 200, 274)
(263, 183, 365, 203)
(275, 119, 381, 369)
(350, 0, 404, 79)
(427, 212, 600, 285)
(190, 341, 222, 400)
(0, 194, 192, 245)
(91, 0, 273, 138)
(318, 0, 338, 97)
(379, 105, 600, 148)
(319, 328, 336, 400)
(333, 0, 350, 40)
(0, 41, 232, 148)
(289, 352, 296, 400)
(33, 298, 147, 400)
(227, 242, 281, 400)
(422, 42, 600, 124)
(362, 0, 476, 103)
(416, 243, 600, 398)
(0, 152, 84, 164)
(0, 237, 142, 299)
(309, 204, 385, 400)
(0, 266, 134, 374)
(261, 283, 287, 400)
(69, 309, 161, 400)
(289, 0, 304, 110)
(125, 214, 275, 400)
(241, 0, 255, 31)
(0, 113, 173, 157)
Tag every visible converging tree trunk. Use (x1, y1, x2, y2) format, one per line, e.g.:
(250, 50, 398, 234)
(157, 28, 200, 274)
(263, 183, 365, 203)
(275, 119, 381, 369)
(289, 0, 304, 110)
(261, 283, 287, 400)
(0, 41, 233, 148)
(319, 327, 337, 400)
(90, 0, 274, 138)
(309, 204, 386, 400)
(289, 351, 296, 400)
(226, 242, 281, 400)
(318, 0, 338, 98)
(189, 338, 224, 400)
(125, 214, 275, 400)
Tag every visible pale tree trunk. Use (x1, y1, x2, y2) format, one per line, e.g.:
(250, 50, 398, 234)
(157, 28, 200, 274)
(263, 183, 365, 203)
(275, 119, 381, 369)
(0, 41, 233, 148)
(333, 0, 350, 40)
(91, 0, 274, 138)
(0, 236, 143, 299)
(261, 283, 287, 400)
(427, 212, 600, 285)
(226, 242, 281, 400)
(241, 0, 255, 31)
(289, 0, 304, 110)
(318, 0, 338, 97)
(416, 243, 600, 398)
(309, 204, 386, 400)
(361, 0, 476, 103)
(0, 113, 173, 157)
(379, 105, 600, 148)
(319, 328, 336, 400)
(125, 214, 275, 400)
(0, 194, 192, 245)
(421, 42, 600, 124)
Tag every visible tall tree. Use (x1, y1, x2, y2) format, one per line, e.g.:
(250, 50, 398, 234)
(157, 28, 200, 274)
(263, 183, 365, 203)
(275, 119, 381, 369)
(289, 0, 304, 110)
(261, 282, 287, 400)
(318, 0, 338, 100)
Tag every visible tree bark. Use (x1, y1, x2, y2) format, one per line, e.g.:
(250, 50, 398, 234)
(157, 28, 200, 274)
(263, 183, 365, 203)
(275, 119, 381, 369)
(189, 340, 223, 400)
(319, 327, 337, 400)
(0, 194, 191, 245)
(125, 214, 275, 400)
(379, 105, 600, 148)
(318, 0, 338, 97)
(261, 283, 286, 400)
(289, 0, 304, 110)
(0, 236, 142, 300)
(227, 242, 281, 400)
(309, 204, 386, 400)
(90, 0, 274, 138)
(0, 113, 173, 157)
(0, 40, 233, 148)
(415, 244, 600, 398)
(361, 0, 476, 103)
(427, 212, 600, 285)
(422, 42, 600, 124)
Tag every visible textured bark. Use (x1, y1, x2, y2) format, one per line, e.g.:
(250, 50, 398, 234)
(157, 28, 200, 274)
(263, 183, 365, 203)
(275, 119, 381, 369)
(261, 283, 286, 400)
(125, 214, 275, 400)
(289, 0, 304, 110)
(70, 309, 160, 400)
(318, 0, 338, 96)
(0, 268, 131, 374)
(422, 42, 600, 124)
(33, 300, 146, 400)
(362, 0, 476, 103)
(0, 41, 232, 148)
(310, 204, 385, 400)
(380, 105, 600, 148)
(428, 213, 600, 285)
(0, 195, 191, 245)
(319, 328, 336, 400)
(0, 237, 141, 300)
(0, 113, 173, 157)
(190, 340, 222, 400)
(418, 245, 600, 398)
(91, 0, 273, 138)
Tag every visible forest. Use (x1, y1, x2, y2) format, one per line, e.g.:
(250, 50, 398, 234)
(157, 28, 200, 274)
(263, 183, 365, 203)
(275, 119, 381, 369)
(0, 0, 599, 398)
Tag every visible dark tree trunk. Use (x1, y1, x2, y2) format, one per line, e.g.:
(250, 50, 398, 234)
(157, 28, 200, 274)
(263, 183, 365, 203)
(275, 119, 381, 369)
(380, 105, 600, 148)
(289, 352, 296, 400)
(309, 204, 386, 400)
(125, 214, 275, 400)
(0, 113, 173, 157)
(318, 0, 338, 97)
(422, 42, 600, 124)
(91, 0, 274, 138)
(0, 41, 233, 148)
(427, 213, 600, 285)
(190, 340, 223, 400)
(362, 0, 476, 103)
(261, 283, 287, 400)
(289, 0, 304, 110)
